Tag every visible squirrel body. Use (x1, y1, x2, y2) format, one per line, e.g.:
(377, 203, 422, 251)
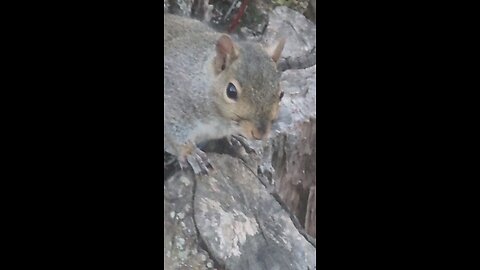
(164, 14, 285, 172)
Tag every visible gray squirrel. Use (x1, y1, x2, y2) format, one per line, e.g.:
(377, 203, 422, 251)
(164, 14, 286, 174)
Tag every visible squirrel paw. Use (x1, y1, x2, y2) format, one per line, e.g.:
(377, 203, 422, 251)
(179, 149, 214, 175)
(229, 135, 256, 154)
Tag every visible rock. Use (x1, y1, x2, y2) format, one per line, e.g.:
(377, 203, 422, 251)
(262, 6, 316, 66)
(194, 154, 316, 269)
(304, 0, 316, 23)
(165, 171, 215, 270)
(164, 0, 169, 13)
(168, 0, 195, 17)
(265, 65, 317, 238)
(271, 0, 310, 15)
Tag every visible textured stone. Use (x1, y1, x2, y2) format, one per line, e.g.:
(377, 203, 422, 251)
(194, 154, 316, 269)
(262, 6, 316, 64)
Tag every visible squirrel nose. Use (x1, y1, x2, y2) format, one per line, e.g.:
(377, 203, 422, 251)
(251, 130, 263, 140)
(251, 125, 268, 140)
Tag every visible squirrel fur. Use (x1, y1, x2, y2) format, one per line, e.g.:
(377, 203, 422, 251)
(164, 14, 285, 173)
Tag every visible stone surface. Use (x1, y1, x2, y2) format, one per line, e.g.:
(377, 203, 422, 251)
(194, 154, 316, 269)
(304, 0, 316, 23)
(262, 6, 316, 66)
(266, 65, 317, 238)
(164, 172, 215, 270)
(168, 0, 195, 17)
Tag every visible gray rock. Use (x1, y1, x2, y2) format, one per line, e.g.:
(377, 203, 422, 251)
(262, 6, 316, 70)
(168, 0, 195, 17)
(194, 154, 316, 269)
(165, 171, 214, 270)
(304, 0, 316, 23)
(164, 0, 169, 13)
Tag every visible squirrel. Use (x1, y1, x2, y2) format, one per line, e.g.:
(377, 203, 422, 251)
(164, 14, 286, 174)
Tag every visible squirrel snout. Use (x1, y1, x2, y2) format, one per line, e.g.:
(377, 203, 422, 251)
(240, 120, 271, 140)
(251, 123, 269, 140)
(251, 130, 264, 140)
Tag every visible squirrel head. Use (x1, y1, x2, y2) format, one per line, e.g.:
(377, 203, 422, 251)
(211, 35, 286, 140)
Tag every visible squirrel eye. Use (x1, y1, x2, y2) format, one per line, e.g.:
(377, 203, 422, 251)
(226, 83, 237, 100)
(279, 91, 284, 100)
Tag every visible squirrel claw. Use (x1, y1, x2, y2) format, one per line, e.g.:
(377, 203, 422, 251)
(178, 158, 189, 171)
(231, 135, 256, 154)
(180, 149, 213, 175)
(227, 136, 240, 148)
(197, 151, 215, 171)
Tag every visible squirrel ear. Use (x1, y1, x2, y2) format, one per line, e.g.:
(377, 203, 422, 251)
(214, 34, 238, 75)
(266, 37, 286, 63)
